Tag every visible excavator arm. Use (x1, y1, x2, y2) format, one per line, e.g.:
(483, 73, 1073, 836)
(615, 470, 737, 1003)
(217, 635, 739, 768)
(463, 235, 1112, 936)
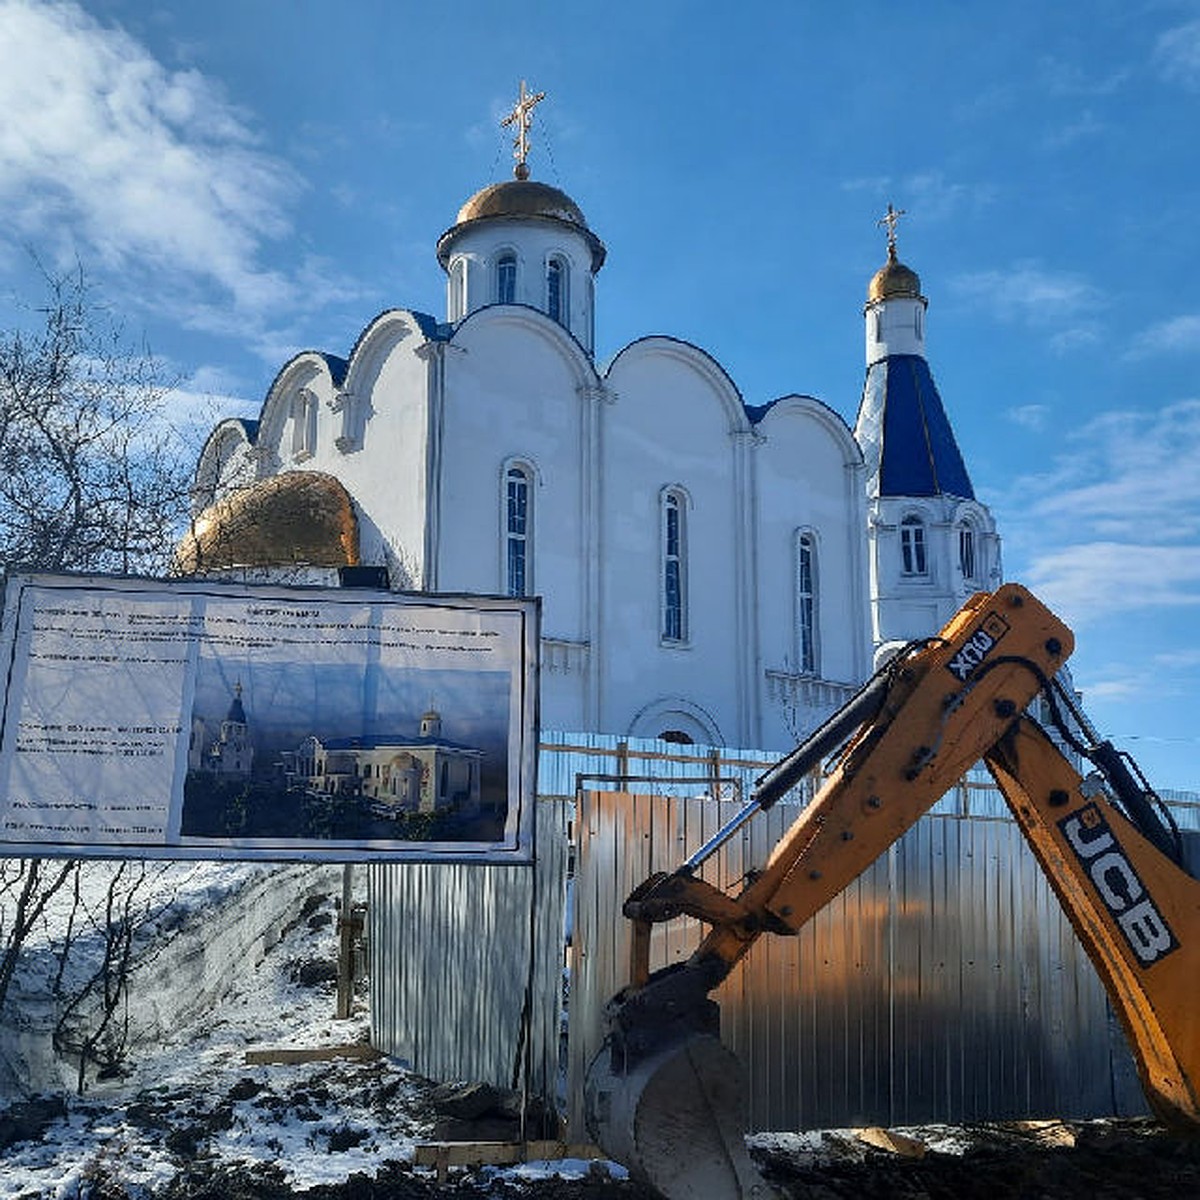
(985, 717, 1199, 1129)
(585, 584, 1200, 1198)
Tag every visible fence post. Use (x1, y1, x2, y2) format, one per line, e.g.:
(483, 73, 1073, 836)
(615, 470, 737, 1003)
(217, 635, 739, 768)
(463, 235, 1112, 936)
(336, 863, 355, 1020)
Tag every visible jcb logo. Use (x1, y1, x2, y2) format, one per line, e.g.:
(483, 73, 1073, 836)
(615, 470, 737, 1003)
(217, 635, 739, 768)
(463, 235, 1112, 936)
(946, 613, 1010, 682)
(1058, 803, 1178, 967)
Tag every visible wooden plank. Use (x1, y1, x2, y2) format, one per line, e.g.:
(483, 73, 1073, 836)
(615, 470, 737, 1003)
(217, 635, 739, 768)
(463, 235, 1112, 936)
(244, 1045, 382, 1065)
(855, 1127, 927, 1158)
(413, 1140, 604, 1183)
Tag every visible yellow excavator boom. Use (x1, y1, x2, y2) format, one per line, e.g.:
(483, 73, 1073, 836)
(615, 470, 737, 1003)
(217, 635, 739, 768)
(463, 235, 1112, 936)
(585, 584, 1200, 1198)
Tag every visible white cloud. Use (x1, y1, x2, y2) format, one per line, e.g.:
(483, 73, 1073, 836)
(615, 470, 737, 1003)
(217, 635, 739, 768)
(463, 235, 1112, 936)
(837, 171, 995, 225)
(1004, 400, 1200, 622)
(900, 171, 996, 223)
(1126, 313, 1200, 358)
(1025, 542, 1200, 617)
(1041, 108, 1107, 150)
(1039, 57, 1129, 98)
(1155, 19, 1200, 89)
(1005, 404, 1050, 431)
(949, 262, 1102, 329)
(0, 0, 322, 340)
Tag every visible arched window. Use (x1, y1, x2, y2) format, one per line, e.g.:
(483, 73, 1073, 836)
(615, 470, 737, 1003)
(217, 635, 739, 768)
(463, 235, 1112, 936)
(504, 463, 533, 597)
(546, 256, 567, 325)
(795, 530, 818, 674)
(449, 258, 466, 321)
(496, 253, 517, 304)
(958, 520, 977, 582)
(662, 489, 688, 642)
(901, 515, 927, 576)
(291, 389, 317, 460)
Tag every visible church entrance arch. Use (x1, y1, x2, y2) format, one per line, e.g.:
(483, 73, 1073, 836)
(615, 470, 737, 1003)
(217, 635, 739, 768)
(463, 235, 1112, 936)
(626, 697, 723, 748)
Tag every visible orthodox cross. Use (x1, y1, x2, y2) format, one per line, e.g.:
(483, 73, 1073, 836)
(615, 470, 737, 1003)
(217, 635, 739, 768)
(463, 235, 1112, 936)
(501, 79, 546, 180)
(877, 203, 908, 258)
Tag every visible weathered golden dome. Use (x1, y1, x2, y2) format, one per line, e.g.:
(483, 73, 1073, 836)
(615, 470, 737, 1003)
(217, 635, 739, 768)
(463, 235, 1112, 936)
(175, 471, 359, 575)
(456, 179, 587, 226)
(437, 179, 606, 271)
(868, 247, 922, 303)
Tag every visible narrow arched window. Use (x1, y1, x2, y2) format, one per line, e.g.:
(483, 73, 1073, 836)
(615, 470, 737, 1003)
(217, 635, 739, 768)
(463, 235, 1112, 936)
(901, 515, 927, 576)
(449, 258, 466, 321)
(958, 521, 976, 582)
(505, 464, 532, 597)
(496, 253, 517, 304)
(291, 389, 317, 460)
(796, 530, 818, 674)
(662, 490, 687, 642)
(546, 257, 567, 324)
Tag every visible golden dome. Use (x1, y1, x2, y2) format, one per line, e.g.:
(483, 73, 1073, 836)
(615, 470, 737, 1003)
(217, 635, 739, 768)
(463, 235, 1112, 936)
(868, 247, 923, 303)
(437, 179, 606, 271)
(456, 179, 587, 226)
(175, 471, 359, 575)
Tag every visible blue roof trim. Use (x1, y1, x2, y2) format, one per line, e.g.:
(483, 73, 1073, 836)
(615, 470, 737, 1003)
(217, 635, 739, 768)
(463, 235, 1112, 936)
(341, 308, 446, 373)
(316, 353, 349, 387)
(747, 392, 853, 435)
(869, 355, 974, 499)
(235, 418, 259, 441)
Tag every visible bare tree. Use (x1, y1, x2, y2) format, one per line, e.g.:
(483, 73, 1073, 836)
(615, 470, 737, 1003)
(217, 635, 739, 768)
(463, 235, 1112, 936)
(0, 265, 195, 1085)
(0, 262, 191, 576)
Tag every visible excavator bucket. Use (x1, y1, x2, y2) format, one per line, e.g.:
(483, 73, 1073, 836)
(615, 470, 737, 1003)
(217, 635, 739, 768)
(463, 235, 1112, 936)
(585, 1031, 775, 1199)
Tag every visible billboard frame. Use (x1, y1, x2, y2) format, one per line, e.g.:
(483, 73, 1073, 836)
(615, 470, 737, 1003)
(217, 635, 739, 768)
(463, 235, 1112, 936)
(0, 572, 540, 865)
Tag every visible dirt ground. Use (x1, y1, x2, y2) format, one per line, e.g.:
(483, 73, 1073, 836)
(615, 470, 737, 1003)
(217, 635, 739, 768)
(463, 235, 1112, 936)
(50, 1117, 1200, 1200)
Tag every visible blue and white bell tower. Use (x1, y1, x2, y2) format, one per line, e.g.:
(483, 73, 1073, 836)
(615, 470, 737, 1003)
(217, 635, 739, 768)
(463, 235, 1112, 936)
(855, 207, 1001, 648)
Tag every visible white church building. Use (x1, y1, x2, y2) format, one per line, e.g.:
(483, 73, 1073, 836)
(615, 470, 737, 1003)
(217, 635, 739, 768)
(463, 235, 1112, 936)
(179, 91, 999, 754)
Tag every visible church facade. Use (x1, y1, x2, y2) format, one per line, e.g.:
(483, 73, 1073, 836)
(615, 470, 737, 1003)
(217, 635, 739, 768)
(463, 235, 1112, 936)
(181, 98, 998, 754)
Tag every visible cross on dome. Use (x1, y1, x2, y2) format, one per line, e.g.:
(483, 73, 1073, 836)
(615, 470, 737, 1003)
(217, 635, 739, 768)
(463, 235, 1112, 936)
(877, 203, 907, 258)
(501, 79, 546, 181)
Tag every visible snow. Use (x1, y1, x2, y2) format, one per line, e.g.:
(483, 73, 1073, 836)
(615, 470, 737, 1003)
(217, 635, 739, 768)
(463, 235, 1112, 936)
(0, 863, 626, 1199)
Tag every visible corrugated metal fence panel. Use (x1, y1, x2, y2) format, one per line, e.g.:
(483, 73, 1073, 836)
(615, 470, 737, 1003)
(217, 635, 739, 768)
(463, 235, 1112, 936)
(368, 733, 1198, 1131)
(567, 789, 1154, 1137)
(368, 797, 569, 1099)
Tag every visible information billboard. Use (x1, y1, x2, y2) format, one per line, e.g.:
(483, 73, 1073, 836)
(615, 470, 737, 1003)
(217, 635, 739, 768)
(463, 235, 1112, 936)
(0, 573, 539, 862)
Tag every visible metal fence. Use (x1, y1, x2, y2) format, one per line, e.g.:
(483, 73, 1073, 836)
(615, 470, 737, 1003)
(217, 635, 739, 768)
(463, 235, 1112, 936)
(370, 733, 1200, 1136)
(368, 798, 570, 1106)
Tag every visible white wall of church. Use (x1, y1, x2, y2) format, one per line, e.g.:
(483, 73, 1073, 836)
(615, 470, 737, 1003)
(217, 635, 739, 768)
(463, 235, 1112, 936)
(753, 396, 871, 722)
(436, 309, 590, 606)
(601, 339, 751, 746)
(253, 316, 436, 588)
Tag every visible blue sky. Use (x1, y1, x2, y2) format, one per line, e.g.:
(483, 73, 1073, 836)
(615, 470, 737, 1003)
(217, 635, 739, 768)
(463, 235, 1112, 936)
(0, 0, 1197, 788)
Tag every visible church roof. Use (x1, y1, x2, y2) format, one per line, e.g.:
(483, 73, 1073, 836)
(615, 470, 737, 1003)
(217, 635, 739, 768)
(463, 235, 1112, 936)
(867, 246, 923, 303)
(226, 690, 247, 725)
(321, 733, 481, 754)
(857, 355, 974, 499)
(437, 179, 606, 271)
(456, 179, 587, 226)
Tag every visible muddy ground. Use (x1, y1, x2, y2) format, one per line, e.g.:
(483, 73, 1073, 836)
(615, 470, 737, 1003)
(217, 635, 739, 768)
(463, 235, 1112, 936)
(11, 1113, 1200, 1199)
